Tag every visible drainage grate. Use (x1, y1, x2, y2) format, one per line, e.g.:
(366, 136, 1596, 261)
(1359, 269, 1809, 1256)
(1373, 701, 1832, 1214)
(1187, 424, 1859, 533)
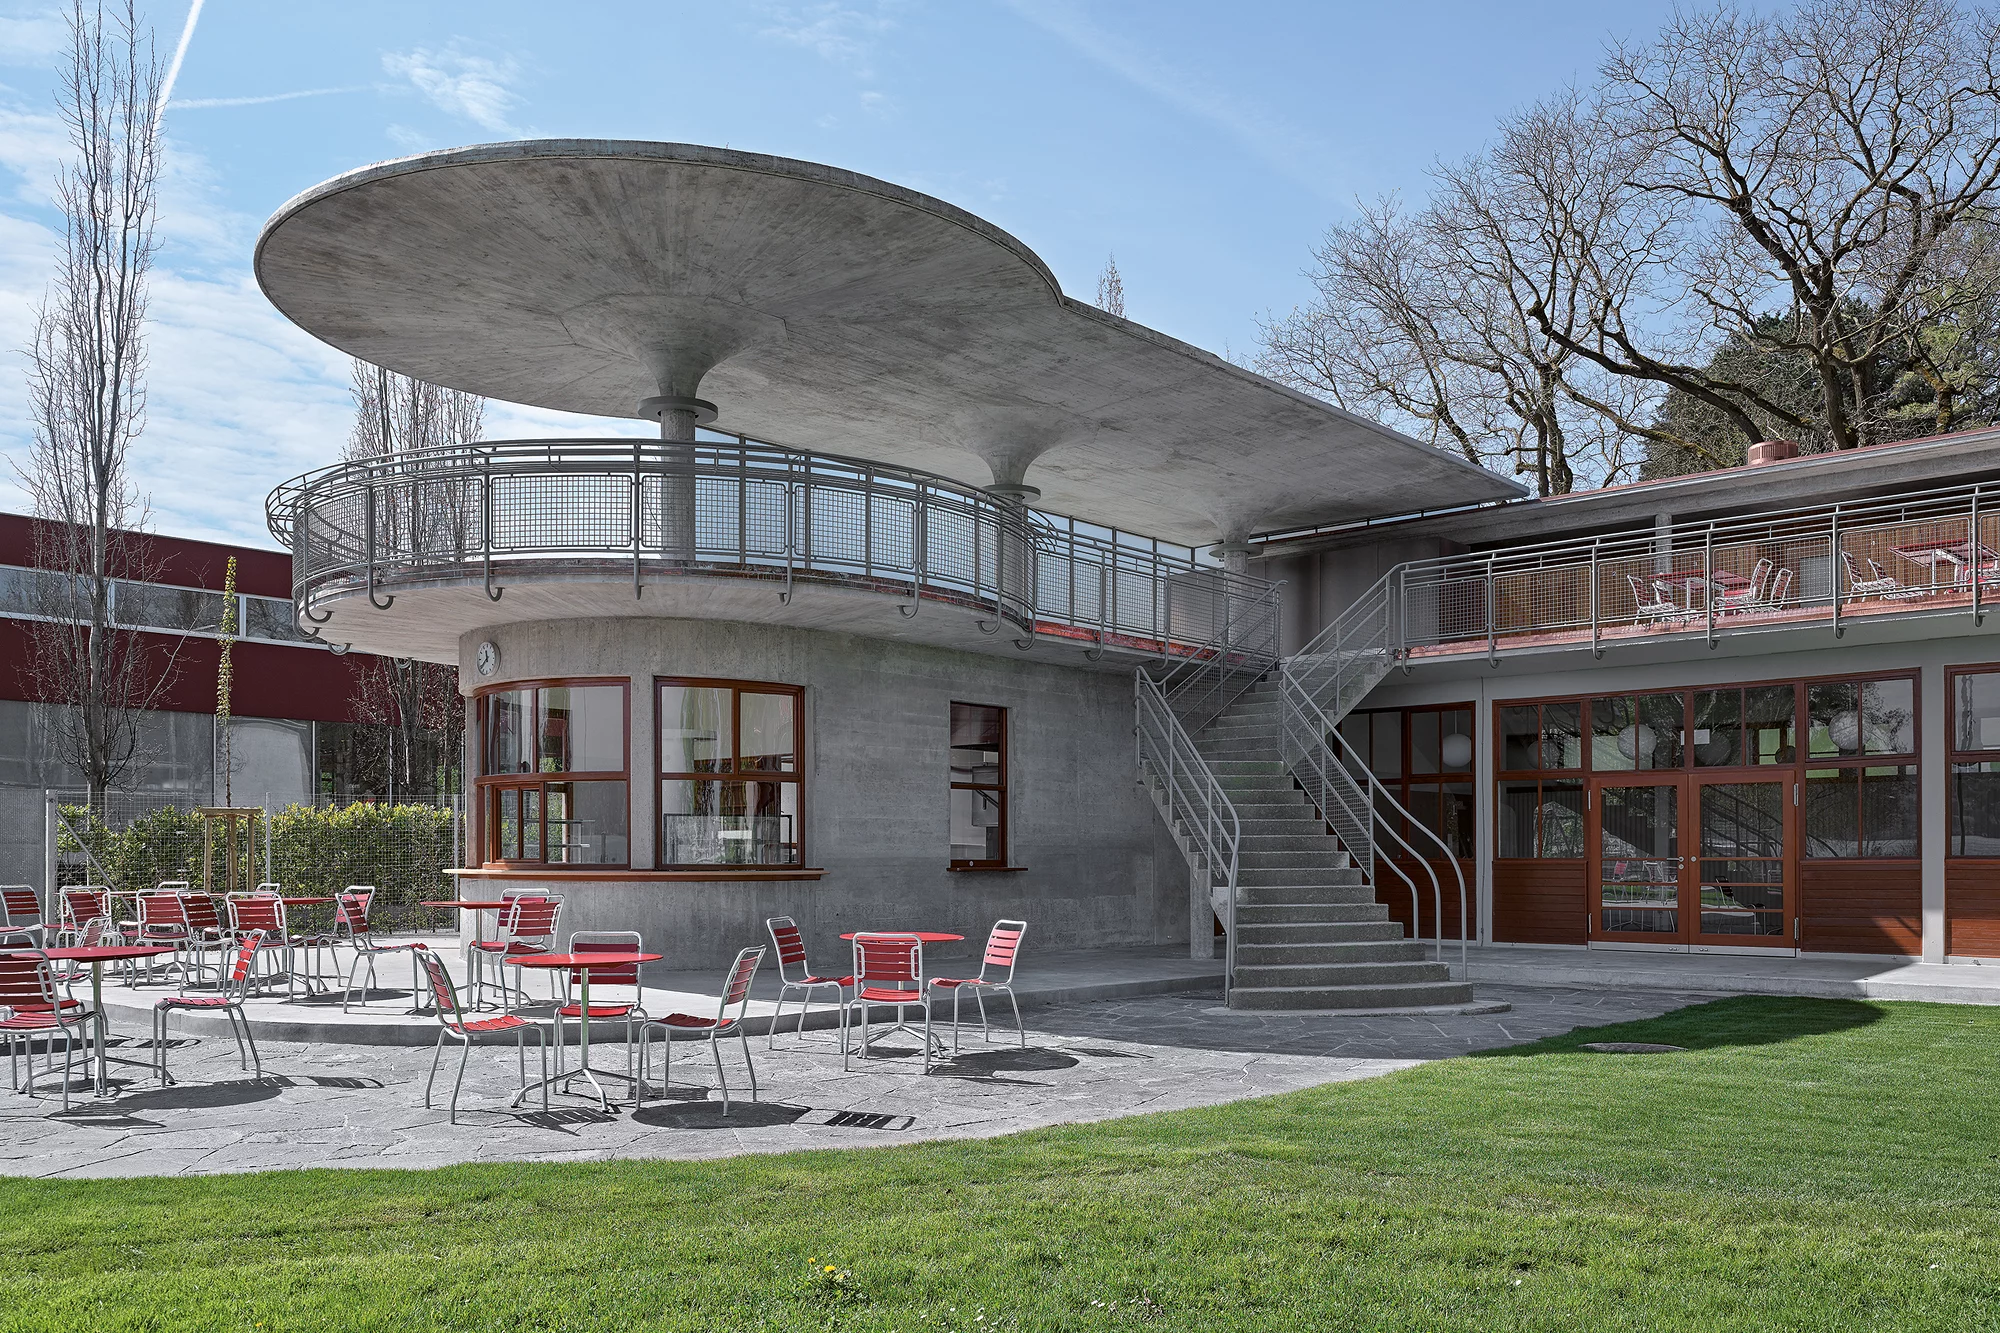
(821, 1110, 913, 1130)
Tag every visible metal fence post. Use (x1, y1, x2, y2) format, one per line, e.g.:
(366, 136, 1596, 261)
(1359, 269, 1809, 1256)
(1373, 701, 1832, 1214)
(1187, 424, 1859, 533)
(1975, 490, 1984, 627)
(264, 793, 272, 885)
(1589, 537, 1602, 659)
(1830, 506, 1843, 638)
(43, 790, 56, 903)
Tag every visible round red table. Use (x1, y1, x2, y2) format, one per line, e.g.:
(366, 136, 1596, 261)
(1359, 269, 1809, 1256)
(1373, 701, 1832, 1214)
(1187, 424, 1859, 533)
(39, 945, 178, 1092)
(839, 932, 964, 942)
(508, 952, 661, 1110)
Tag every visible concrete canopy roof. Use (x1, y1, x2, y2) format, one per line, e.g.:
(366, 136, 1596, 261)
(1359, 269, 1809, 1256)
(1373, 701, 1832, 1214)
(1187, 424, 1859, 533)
(256, 140, 1525, 547)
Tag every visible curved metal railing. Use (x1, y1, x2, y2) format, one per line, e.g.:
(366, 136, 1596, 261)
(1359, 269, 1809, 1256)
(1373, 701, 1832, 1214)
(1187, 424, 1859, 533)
(266, 435, 1273, 660)
(1135, 668, 1241, 998)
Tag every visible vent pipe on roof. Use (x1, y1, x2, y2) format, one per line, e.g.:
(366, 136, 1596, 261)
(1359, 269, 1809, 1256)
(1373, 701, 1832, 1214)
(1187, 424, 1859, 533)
(1747, 439, 1800, 466)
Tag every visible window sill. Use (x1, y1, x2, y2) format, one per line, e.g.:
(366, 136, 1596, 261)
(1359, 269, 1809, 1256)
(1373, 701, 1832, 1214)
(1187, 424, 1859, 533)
(946, 865, 1028, 873)
(448, 866, 828, 882)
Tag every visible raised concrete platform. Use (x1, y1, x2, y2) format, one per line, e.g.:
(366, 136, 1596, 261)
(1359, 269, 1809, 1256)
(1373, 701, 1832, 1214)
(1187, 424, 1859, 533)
(94, 940, 1225, 1047)
(1468, 943, 2000, 1005)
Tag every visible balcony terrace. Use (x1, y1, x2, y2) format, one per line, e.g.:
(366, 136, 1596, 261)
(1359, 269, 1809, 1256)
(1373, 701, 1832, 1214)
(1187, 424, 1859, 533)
(265, 433, 1280, 669)
(1383, 476, 2000, 669)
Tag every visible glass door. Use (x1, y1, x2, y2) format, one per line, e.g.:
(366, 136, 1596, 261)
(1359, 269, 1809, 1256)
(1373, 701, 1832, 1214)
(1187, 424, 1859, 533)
(1592, 780, 1686, 943)
(1691, 778, 1791, 947)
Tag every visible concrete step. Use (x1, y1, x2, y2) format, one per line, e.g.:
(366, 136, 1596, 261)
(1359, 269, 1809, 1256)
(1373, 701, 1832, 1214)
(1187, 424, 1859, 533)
(1237, 880, 1370, 906)
(1236, 937, 1423, 963)
(1237, 899, 1380, 924)
(1238, 849, 1361, 870)
(1236, 818, 1333, 836)
(1237, 866, 1368, 888)
(1235, 910, 1394, 941)
(1227, 980, 1476, 1011)
(1234, 959, 1451, 989)
(1238, 834, 1346, 855)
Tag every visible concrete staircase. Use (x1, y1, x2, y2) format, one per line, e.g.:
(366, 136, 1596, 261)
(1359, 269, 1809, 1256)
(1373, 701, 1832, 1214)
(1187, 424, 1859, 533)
(1197, 678, 1474, 1011)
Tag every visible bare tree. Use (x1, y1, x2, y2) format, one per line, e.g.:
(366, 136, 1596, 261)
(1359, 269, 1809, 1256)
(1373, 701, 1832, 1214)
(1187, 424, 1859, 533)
(343, 360, 484, 795)
(1557, 0, 2000, 452)
(13, 0, 173, 802)
(1095, 253, 1125, 317)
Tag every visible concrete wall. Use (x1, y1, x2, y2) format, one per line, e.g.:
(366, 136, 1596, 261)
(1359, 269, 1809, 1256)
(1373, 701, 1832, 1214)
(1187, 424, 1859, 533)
(460, 617, 1191, 969)
(1256, 534, 1463, 655)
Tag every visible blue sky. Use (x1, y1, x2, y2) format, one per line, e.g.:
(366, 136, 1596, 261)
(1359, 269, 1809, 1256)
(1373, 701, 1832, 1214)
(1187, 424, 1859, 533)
(0, 0, 1680, 548)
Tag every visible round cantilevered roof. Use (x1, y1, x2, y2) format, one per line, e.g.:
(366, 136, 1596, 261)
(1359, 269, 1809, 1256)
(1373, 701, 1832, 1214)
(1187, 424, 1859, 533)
(256, 140, 1524, 545)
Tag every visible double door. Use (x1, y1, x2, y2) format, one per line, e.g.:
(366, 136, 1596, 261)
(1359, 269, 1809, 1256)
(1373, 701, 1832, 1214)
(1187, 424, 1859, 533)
(1590, 773, 1792, 949)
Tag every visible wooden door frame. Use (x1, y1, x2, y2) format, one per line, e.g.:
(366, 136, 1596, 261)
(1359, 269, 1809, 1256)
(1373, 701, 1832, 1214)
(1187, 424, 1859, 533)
(1588, 773, 1691, 948)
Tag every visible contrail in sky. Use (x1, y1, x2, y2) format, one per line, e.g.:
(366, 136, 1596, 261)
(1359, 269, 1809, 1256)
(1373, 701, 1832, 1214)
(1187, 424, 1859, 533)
(152, 0, 205, 137)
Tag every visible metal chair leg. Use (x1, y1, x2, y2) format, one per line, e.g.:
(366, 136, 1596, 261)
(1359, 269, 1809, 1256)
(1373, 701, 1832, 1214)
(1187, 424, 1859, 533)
(711, 1035, 729, 1115)
(424, 1030, 446, 1109)
(449, 1037, 471, 1124)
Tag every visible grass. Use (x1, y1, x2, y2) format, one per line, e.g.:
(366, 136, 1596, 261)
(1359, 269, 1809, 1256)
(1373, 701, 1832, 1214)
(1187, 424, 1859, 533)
(3, 996, 2000, 1331)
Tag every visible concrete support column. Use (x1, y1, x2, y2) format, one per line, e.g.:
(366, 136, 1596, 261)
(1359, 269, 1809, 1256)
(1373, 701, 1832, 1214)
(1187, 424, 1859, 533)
(628, 674, 656, 869)
(1190, 864, 1215, 960)
(641, 394, 712, 562)
(1213, 539, 1253, 577)
(1922, 659, 1947, 962)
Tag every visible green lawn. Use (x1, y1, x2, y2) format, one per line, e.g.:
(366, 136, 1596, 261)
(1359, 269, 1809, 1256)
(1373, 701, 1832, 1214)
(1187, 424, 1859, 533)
(4, 996, 1999, 1331)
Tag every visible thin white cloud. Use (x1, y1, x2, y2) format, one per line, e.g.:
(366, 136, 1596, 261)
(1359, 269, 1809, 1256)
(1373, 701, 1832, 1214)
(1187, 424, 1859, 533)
(1002, 0, 1348, 202)
(759, 2, 899, 73)
(382, 45, 524, 136)
(170, 86, 368, 110)
(0, 12, 66, 66)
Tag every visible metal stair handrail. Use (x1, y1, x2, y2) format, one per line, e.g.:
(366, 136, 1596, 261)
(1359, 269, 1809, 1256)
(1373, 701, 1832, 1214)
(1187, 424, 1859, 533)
(1153, 577, 1286, 731)
(1326, 726, 1469, 977)
(1135, 668, 1241, 998)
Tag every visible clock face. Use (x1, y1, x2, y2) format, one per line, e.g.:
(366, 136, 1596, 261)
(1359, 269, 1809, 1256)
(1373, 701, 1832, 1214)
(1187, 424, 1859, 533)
(475, 641, 499, 677)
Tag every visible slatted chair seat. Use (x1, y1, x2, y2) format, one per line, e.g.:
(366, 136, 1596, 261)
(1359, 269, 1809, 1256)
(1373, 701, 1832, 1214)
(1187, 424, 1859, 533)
(857, 985, 923, 1003)
(152, 931, 267, 1086)
(0, 1012, 67, 1030)
(556, 1002, 634, 1019)
(926, 919, 1028, 1054)
(638, 946, 766, 1114)
(415, 946, 549, 1123)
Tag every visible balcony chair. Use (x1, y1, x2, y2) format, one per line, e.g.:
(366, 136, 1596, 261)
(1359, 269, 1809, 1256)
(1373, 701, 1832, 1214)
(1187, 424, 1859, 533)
(926, 919, 1028, 1054)
(765, 915, 852, 1047)
(1716, 559, 1773, 616)
(636, 945, 765, 1116)
(1842, 551, 1906, 601)
(843, 932, 935, 1074)
(553, 930, 650, 1087)
(151, 930, 266, 1086)
(337, 887, 427, 1014)
(413, 945, 548, 1124)
(1626, 573, 1679, 627)
(0, 950, 99, 1111)
(1762, 566, 1794, 610)
(470, 895, 562, 1012)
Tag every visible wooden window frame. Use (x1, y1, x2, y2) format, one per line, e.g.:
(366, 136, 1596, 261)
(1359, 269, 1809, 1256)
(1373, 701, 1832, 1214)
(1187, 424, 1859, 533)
(474, 677, 631, 869)
(1946, 663, 2000, 859)
(654, 677, 806, 871)
(949, 701, 1009, 869)
(1341, 702, 1476, 860)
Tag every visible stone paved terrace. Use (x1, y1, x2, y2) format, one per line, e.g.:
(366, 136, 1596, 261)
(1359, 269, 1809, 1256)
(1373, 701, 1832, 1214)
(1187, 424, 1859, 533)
(0, 984, 1707, 1178)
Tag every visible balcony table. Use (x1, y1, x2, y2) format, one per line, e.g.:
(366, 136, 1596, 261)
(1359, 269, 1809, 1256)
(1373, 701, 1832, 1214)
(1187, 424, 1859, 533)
(36, 944, 178, 1093)
(505, 951, 661, 1110)
(1893, 540, 1998, 589)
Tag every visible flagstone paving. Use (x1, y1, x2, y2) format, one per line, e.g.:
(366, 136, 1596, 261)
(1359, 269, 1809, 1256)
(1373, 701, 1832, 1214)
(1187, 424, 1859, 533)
(0, 984, 1704, 1178)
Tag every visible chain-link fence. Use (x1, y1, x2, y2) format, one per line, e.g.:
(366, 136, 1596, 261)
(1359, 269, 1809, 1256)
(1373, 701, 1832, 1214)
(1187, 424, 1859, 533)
(50, 790, 464, 933)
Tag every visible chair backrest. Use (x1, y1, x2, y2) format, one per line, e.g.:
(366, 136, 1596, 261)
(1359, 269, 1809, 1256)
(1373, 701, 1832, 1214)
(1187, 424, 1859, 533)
(713, 944, 765, 1025)
(413, 946, 468, 1028)
(183, 894, 224, 936)
(1767, 566, 1793, 605)
(1841, 550, 1865, 583)
(336, 887, 376, 934)
(1625, 573, 1651, 605)
(766, 916, 811, 981)
(156, 880, 191, 894)
(0, 951, 58, 1014)
(220, 930, 266, 997)
(502, 895, 561, 944)
(1869, 557, 1896, 582)
(567, 931, 644, 987)
(138, 892, 187, 930)
(852, 932, 922, 988)
(228, 895, 286, 935)
(0, 887, 39, 926)
(980, 919, 1028, 981)
(62, 888, 108, 928)
(1744, 558, 1773, 598)
(77, 916, 113, 949)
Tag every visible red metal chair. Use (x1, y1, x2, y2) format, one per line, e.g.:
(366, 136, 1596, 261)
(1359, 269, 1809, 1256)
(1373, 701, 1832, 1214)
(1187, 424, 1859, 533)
(226, 893, 300, 998)
(180, 893, 230, 987)
(152, 930, 266, 1085)
(765, 915, 852, 1047)
(843, 933, 934, 1073)
(927, 919, 1028, 1053)
(470, 895, 562, 1012)
(413, 945, 547, 1123)
(0, 951, 98, 1110)
(0, 887, 44, 948)
(58, 888, 110, 946)
(337, 887, 426, 1013)
(554, 930, 648, 1084)
(637, 945, 765, 1115)
(135, 892, 190, 983)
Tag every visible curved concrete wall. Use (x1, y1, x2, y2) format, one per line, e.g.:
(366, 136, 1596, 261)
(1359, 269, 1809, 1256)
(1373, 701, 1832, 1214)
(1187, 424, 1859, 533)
(458, 617, 1189, 969)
